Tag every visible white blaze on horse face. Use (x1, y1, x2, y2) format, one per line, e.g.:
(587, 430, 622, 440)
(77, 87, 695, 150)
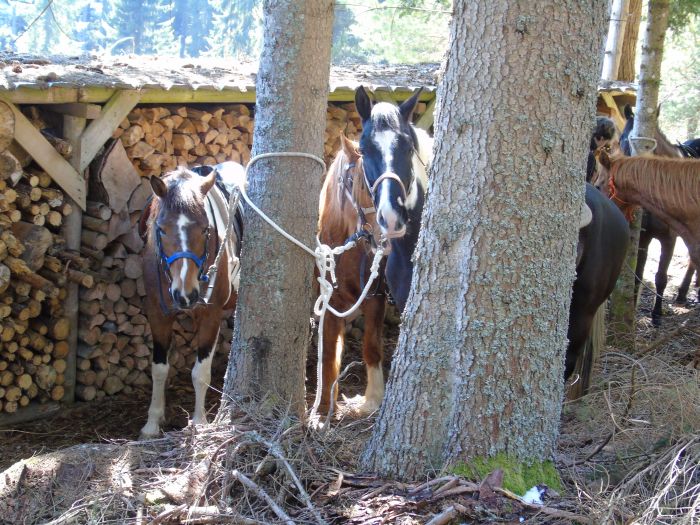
(172, 213, 195, 302)
(373, 130, 405, 237)
(191, 343, 216, 426)
(141, 362, 169, 438)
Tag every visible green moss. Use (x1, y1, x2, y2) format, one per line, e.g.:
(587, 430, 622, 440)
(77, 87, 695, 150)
(450, 453, 562, 495)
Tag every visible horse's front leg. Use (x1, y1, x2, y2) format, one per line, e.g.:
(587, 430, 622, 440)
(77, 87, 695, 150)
(141, 314, 174, 439)
(191, 309, 223, 426)
(358, 296, 386, 415)
(319, 312, 345, 414)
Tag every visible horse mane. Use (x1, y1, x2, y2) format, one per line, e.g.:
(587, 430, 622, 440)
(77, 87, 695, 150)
(370, 102, 401, 131)
(613, 156, 700, 214)
(318, 144, 363, 240)
(143, 167, 208, 241)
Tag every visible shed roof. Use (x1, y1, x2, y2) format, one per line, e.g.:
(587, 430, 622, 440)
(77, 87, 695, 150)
(0, 54, 441, 103)
(0, 54, 636, 105)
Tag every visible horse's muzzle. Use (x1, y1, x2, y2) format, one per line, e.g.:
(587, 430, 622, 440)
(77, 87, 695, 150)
(171, 288, 200, 309)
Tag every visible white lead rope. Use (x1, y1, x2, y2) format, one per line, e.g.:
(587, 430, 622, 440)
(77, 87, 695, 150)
(214, 151, 385, 422)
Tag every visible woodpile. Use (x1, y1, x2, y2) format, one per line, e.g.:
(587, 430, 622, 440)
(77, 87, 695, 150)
(113, 105, 254, 177)
(0, 164, 74, 413)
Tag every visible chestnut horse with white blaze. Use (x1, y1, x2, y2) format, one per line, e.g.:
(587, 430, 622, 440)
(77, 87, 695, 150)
(140, 163, 244, 438)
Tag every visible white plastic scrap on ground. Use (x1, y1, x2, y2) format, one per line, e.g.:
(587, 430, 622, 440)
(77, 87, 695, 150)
(521, 485, 545, 505)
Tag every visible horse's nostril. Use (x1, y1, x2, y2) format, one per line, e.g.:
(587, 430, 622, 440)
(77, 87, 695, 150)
(188, 289, 200, 304)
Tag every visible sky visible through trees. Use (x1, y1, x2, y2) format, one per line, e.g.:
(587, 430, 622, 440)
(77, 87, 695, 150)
(0, 0, 697, 140)
(0, 0, 450, 63)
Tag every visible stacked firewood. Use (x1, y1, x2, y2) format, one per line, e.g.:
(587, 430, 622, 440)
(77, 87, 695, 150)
(0, 165, 78, 413)
(113, 105, 254, 178)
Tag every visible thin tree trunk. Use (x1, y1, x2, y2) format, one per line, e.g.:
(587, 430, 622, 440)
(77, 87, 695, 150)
(602, 0, 631, 81)
(608, 0, 670, 351)
(220, 0, 334, 416)
(607, 212, 641, 351)
(361, 0, 608, 480)
(618, 0, 643, 82)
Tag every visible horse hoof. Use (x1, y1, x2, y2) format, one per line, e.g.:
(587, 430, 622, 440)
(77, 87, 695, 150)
(190, 416, 208, 427)
(139, 425, 161, 440)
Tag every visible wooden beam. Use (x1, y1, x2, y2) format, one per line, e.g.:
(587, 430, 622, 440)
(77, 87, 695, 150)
(62, 115, 87, 405)
(372, 90, 397, 103)
(78, 90, 140, 172)
(600, 92, 626, 131)
(0, 401, 61, 427)
(0, 86, 436, 105)
(50, 103, 102, 119)
(415, 96, 437, 130)
(0, 97, 86, 209)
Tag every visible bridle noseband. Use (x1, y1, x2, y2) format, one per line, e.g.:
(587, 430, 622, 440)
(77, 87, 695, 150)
(155, 219, 215, 314)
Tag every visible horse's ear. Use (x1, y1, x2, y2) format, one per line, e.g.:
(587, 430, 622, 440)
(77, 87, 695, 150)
(355, 86, 372, 121)
(399, 88, 423, 123)
(200, 167, 217, 196)
(340, 133, 360, 161)
(599, 149, 612, 170)
(190, 165, 216, 177)
(150, 176, 168, 199)
(624, 105, 634, 120)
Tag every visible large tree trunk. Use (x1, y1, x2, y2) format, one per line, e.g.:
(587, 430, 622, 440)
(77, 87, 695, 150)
(618, 0, 643, 82)
(601, 0, 631, 81)
(607, 0, 670, 350)
(220, 0, 333, 415)
(361, 0, 608, 480)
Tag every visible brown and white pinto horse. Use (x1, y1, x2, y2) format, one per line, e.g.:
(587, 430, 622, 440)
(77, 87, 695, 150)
(317, 135, 387, 415)
(140, 163, 244, 438)
(593, 151, 700, 270)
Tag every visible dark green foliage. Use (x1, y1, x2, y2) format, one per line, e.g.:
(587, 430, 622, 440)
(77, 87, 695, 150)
(669, 0, 700, 31)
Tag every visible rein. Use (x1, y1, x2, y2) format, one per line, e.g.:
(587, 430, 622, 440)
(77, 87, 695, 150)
(607, 161, 636, 221)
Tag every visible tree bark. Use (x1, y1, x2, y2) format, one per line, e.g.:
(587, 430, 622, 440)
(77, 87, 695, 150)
(221, 0, 334, 415)
(361, 0, 608, 480)
(601, 0, 631, 81)
(618, 0, 643, 82)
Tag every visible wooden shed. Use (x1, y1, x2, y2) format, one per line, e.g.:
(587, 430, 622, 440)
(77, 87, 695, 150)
(0, 54, 439, 424)
(0, 53, 634, 424)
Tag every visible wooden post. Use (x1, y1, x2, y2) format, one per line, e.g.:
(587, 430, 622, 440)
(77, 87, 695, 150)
(62, 115, 87, 403)
(601, 0, 631, 81)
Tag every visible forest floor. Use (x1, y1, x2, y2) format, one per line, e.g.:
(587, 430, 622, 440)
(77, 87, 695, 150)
(0, 240, 698, 524)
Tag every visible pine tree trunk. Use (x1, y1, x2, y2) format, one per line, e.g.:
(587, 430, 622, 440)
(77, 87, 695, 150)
(607, 0, 670, 351)
(220, 0, 334, 415)
(361, 0, 608, 480)
(601, 0, 631, 81)
(618, 0, 643, 82)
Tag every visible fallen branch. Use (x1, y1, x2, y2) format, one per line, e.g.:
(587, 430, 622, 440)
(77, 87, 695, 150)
(425, 503, 468, 525)
(252, 433, 327, 525)
(231, 469, 294, 525)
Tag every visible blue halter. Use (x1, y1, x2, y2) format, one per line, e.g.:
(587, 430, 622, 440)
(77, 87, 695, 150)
(156, 225, 211, 284)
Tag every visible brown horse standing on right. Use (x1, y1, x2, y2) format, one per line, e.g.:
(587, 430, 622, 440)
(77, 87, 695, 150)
(316, 135, 387, 415)
(620, 105, 700, 322)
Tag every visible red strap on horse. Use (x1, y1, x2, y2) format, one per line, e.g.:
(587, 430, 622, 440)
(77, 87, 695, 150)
(608, 162, 636, 221)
